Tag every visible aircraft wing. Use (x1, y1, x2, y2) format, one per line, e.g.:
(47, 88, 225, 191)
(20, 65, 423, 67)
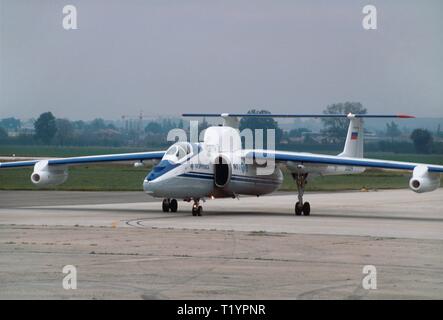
(246, 150, 443, 173)
(0, 151, 165, 169)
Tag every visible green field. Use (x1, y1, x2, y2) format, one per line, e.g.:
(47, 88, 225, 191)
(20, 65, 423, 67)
(0, 165, 149, 191)
(0, 145, 148, 157)
(1, 145, 442, 191)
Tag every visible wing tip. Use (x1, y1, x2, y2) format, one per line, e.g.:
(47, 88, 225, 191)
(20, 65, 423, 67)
(397, 114, 415, 118)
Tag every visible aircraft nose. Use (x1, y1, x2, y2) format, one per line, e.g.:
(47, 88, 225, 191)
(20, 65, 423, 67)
(143, 179, 156, 194)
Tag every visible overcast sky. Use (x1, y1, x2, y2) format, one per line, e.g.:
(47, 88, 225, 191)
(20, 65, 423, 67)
(1, 0, 442, 120)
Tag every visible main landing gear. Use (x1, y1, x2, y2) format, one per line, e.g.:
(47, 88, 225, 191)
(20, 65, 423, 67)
(162, 198, 178, 212)
(293, 172, 311, 216)
(192, 199, 203, 216)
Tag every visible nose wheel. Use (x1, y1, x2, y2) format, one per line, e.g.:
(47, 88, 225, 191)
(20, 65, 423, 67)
(162, 198, 178, 212)
(295, 201, 310, 216)
(192, 199, 202, 216)
(293, 172, 311, 216)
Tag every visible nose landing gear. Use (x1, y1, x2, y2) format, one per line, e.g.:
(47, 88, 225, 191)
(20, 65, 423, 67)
(192, 199, 203, 216)
(293, 172, 311, 216)
(161, 198, 178, 212)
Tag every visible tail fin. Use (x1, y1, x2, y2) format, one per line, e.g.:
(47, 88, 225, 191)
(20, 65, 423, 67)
(339, 116, 364, 158)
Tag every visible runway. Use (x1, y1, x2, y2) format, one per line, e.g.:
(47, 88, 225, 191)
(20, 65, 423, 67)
(0, 189, 442, 299)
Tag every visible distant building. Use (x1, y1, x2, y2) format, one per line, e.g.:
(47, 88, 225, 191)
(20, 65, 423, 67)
(7, 127, 35, 137)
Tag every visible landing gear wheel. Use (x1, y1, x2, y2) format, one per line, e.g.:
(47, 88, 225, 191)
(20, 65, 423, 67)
(293, 172, 311, 216)
(162, 199, 170, 212)
(295, 202, 303, 216)
(191, 199, 203, 217)
(302, 202, 310, 216)
(170, 199, 178, 212)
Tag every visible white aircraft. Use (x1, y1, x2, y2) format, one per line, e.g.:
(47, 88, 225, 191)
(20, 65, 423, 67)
(1, 113, 442, 216)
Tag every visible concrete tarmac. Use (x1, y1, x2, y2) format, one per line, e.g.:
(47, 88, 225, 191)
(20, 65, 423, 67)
(0, 189, 442, 299)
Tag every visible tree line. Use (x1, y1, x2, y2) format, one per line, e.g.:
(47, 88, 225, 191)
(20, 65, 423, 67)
(0, 104, 442, 154)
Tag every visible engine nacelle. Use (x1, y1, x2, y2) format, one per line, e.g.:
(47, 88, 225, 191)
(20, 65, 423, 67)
(409, 165, 440, 193)
(31, 160, 68, 187)
(133, 161, 145, 168)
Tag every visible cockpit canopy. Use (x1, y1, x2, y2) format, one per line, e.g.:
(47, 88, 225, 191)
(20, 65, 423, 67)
(146, 142, 197, 182)
(162, 142, 195, 163)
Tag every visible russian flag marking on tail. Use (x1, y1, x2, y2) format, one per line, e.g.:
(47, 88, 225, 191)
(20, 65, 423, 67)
(351, 132, 358, 140)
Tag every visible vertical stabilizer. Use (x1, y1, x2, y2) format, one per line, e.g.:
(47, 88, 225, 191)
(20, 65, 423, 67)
(339, 114, 364, 158)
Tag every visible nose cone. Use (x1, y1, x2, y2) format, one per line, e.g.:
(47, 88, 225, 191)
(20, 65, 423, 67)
(143, 176, 169, 196)
(144, 160, 181, 197)
(143, 178, 156, 195)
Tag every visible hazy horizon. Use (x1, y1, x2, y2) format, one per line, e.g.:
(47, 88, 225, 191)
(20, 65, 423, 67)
(1, 0, 442, 120)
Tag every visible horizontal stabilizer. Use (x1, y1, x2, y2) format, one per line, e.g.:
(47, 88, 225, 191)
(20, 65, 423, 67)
(182, 113, 415, 119)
